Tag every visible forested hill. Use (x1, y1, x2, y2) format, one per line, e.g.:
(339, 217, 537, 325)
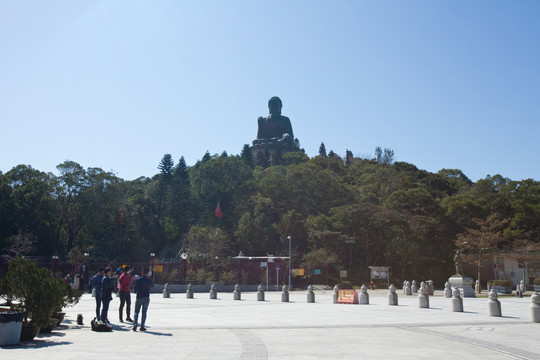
(1, 146, 539, 284)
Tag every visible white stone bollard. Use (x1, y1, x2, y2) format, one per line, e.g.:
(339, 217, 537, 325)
(426, 280, 434, 295)
(488, 289, 502, 317)
(163, 283, 170, 298)
(333, 284, 339, 304)
(402, 280, 407, 295)
(411, 280, 418, 294)
(233, 284, 241, 300)
(405, 281, 412, 296)
(475, 280, 480, 294)
(186, 283, 194, 299)
(388, 284, 398, 306)
(359, 284, 369, 304)
(210, 283, 217, 299)
(531, 292, 540, 323)
(257, 284, 265, 301)
(282, 285, 289, 302)
(418, 282, 429, 308)
(444, 281, 452, 298)
(452, 287, 464, 312)
(307, 285, 315, 303)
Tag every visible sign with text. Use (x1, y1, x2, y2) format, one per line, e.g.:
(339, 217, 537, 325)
(153, 265, 163, 273)
(369, 266, 389, 280)
(292, 268, 304, 277)
(312, 269, 322, 275)
(337, 289, 358, 304)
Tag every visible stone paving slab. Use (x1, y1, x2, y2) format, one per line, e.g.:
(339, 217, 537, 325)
(1, 289, 539, 359)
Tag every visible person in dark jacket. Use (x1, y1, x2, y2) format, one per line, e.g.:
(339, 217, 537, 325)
(90, 267, 105, 320)
(100, 267, 114, 324)
(132, 267, 154, 331)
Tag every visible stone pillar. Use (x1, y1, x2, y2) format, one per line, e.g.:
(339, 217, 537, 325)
(186, 283, 194, 299)
(163, 283, 170, 298)
(388, 284, 398, 306)
(333, 284, 339, 304)
(257, 284, 265, 301)
(531, 292, 540, 323)
(307, 285, 315, 303)
(359, 284, 369, 305)
(282, 285, 289, 302)
(452, 287, 464, 312)
(487, 280, 491, 293)
(418, 282, 429, 308)
(444, 281, 452, 298)
(411, 280, 418, 294)
(426, 280, 434, 295)
(488, 289, 502, 317)
(475, 279, 480, 294)
(233, 284, 241, 300)
(405, 281, 412, 296)
(402, 280, 407, 295)
(209, 283, 217, 299)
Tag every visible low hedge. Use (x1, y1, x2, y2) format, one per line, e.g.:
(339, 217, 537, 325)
(491, 279, 512, 287)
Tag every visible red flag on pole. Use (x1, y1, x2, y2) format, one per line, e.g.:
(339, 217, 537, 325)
(215, 201, 223, 218)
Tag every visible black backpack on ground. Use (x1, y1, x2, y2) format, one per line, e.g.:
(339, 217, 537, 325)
(91, 318, 112, 332)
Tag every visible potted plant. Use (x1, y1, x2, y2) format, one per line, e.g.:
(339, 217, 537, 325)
(52, 279, 82, 326)
(491, 279, 513, 294)
(2, 258, 60, 340)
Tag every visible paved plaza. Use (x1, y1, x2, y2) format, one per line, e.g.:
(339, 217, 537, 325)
(1, 288, 539, 359)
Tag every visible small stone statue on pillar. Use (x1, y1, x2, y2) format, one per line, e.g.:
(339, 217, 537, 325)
(405, 281, 412, 295)
(333, 284, 339, 304)
(209, 283, 217, 299)
(233, 284, 241, 300)
(488, 289, 502, 317)
(444, 281, 452, 298)
(411, 280, 418, 294)
(418, 282, 429, 308)
(163, 283, 170, 298)
(452, 287, 464, 312)
(257, 284, 265, 301)
(307, 285, 315, 303)
(448, 250, 475, 297)
(531, 292, 540, 323)
(359, 284, 369, 305)
(282, 285, 289, 302)
(388, 284, 398, 306)
(186, 283, 194, 299)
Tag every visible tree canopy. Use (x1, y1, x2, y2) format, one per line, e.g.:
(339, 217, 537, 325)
(1, 147, 539, 285)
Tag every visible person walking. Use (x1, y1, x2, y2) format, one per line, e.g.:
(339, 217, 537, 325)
(90, 267, 105, 321)
(118, 266, 134, 322)
(100, 267, 114, 324)
(133, 267, 154, 332)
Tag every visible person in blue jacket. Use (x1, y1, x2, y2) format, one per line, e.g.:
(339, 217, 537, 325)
(90, 267, 105, 320)
(100, 267, 114, 324)
(132, 267, 154, 331)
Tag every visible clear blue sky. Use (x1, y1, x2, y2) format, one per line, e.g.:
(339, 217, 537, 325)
(1, 1, 539, 182)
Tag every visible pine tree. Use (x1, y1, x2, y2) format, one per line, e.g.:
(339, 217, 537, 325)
(240, 144, 255, 168)
(345, 149, 353, 167)
(319, 142, 327, 157)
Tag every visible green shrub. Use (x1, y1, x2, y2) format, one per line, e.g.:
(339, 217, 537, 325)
(491, 279, 512, 287)
(3, 258, 58, 326)
(219, 270, 237, 285)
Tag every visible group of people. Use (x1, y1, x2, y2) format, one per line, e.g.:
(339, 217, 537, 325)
(90, 265, 154, 331)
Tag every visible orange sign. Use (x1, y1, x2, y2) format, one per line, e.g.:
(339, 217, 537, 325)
(153, 265, 163, 273)
(337, 289, 358, 304)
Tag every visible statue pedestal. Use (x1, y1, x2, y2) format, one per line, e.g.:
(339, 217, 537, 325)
(251, 140, 296, 165)
(448, 275, 476, 298)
